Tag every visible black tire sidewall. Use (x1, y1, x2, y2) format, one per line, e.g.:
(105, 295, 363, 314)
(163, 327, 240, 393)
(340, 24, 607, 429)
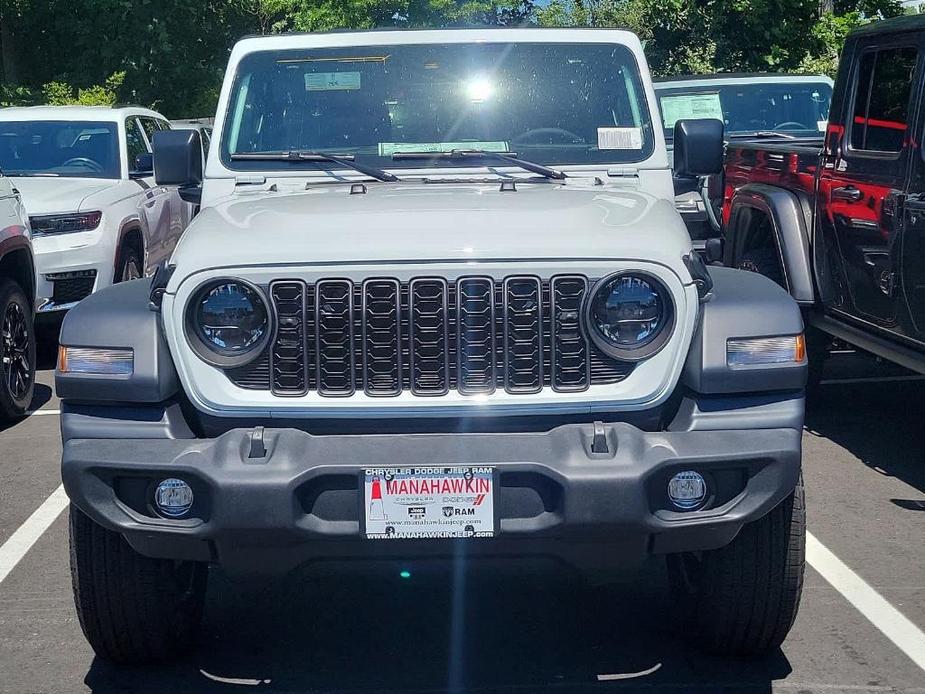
(0, 278, 36, 418)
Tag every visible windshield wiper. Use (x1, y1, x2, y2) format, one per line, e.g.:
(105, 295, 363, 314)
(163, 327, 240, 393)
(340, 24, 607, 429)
(392, 150, 566, 180)
(230, 150, 399, 182)
(728, 131, 799, 140)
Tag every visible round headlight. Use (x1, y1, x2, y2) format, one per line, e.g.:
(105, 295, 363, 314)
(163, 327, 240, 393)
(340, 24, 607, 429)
(585, 272, 674, 361)
(186, 279, 272, 367)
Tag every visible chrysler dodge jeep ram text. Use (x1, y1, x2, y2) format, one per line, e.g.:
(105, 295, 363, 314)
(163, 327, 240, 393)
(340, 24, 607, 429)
(56, 29, 808, 664)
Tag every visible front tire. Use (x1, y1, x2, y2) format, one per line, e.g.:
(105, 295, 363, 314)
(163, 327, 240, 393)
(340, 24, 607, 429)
(667, 478, 805, 656)
(69, 507, 208, 664)
(0, 278, 36, 420)
(116, 244, 143, 283)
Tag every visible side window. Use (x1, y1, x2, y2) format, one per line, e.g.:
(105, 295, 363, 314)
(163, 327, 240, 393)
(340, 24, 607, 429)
(138, 117, 159, 146)
(156, 119, 171, 131)
(849, 46, 918, 153)
(125, 118, 148, 167)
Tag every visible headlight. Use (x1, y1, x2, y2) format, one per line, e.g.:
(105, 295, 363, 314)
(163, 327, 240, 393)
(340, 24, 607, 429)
(29, 211, 102, 235)
(185, 279, 272, 367)
(584, 272, 675, 361)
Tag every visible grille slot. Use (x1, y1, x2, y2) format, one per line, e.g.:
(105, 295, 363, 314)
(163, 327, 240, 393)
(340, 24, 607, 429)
(457, 277, 496, 394)
(270, 281, 307, 395)
(228, 275, 635, 396)
(551, 276, 590, 391)
(409, 278, 450, 395)
(503, 276, 543, 393)
(362, 279, 402, 396)
(315, 280, 354, 396)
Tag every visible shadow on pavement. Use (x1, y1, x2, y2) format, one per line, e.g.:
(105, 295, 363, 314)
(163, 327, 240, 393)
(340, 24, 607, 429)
(805, 376, 925, 495)
(83, 558, 790, 693)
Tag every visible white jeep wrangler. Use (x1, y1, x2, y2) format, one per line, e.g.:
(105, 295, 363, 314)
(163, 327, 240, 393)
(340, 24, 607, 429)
(57, 29, 808, 664)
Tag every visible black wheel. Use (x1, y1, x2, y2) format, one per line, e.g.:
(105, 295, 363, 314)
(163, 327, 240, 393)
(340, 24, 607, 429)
(116, 244, 143, 283)
(0, 278, 36, 419)
(69, 507, 208, 664)
(736, 245, 785, 288)
(666, 478, 805, 656)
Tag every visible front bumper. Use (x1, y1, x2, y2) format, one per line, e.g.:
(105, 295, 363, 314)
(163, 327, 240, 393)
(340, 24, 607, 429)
(33, 229, 114, 313)
(62, 421, 802, 573)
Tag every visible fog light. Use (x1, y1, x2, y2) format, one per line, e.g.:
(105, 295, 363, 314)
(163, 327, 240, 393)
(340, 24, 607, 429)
(154, 478, 194, 518)
(668, 471, 706, 510)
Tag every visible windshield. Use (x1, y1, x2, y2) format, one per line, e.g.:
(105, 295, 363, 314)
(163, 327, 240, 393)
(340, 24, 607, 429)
(656, 81, 832, 140)
(0, 120, 120, 178)
(222, 42, 655, 172)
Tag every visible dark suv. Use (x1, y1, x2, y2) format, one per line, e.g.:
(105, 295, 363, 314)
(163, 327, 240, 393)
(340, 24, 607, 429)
(720, 14, 925, 378)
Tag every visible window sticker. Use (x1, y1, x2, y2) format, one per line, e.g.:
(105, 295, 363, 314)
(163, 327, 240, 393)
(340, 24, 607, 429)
(305, 71, 362, 91)
(659, 93, 724, 129)
(597, 127, 642, 150)
(378, 141, 509, 156)
(817, 120, 828, 131)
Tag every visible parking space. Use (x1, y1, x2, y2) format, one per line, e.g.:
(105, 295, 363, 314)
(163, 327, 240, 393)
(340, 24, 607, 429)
(0, 354, 923, 693)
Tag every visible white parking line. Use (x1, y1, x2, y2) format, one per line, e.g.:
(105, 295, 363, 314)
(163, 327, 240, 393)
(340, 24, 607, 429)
(807, 531, 925, 672)
(0, 485, 68, 584)
(25, 409, 61, 417)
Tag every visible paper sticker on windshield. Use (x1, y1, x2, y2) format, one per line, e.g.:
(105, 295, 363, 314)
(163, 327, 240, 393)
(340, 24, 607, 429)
(597, 127, 642, 150)
(379, 141, 509, 156)
(817, 120, 828, 131)
(659, 93, 724, 129)
(305, 71, 361, 91)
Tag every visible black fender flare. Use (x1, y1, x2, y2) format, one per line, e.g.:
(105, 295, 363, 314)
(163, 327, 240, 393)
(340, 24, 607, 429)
(724, 183, 815, 305)
(56, 279, 179, 403)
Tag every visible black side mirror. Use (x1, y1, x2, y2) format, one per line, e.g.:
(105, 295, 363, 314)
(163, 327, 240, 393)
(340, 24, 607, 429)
(674, 118, 724, 178)
(704, 236, 725, 264)
(153, 130, 202, 187)
(129, 152, 153, 179)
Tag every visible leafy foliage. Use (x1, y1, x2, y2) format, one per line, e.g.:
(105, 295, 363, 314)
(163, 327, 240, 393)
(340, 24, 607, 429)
(0, 0, 911, 117)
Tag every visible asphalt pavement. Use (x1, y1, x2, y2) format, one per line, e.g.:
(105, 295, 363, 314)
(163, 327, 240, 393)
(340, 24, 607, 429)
(0, 349, 923, 694)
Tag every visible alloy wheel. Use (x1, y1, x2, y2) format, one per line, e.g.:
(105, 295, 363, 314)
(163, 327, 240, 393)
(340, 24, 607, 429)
(1, 299, 32, 401)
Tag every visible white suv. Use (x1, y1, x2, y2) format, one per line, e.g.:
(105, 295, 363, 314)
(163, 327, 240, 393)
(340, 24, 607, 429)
(0, 106, 195, 317)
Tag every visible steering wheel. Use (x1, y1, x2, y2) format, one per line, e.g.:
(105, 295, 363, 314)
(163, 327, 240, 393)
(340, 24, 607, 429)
(60, 157, 104, 173)
(512, 127, 585, 145)
(772, 122, 808, 131)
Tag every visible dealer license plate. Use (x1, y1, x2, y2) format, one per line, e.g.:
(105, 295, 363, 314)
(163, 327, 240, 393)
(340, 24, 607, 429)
(363, 467, 495, 540)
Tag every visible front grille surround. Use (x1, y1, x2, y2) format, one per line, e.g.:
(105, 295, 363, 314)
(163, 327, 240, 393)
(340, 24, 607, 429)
(224, 274, 639, 397)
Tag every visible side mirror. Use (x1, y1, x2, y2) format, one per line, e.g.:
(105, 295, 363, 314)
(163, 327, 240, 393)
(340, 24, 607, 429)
(673, 118, 724, 178)
(153, 130, 202, 187)
(704, 236, 725, 264)
(130, 152, 153, 178)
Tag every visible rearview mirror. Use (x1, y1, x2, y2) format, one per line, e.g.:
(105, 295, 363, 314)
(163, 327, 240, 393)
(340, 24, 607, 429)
(153, 130, 202, 188)
(673, 118, 724, 178)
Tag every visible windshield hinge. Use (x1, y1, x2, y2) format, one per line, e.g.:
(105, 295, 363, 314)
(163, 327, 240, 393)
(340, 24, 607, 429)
(606, 168, 639, 179)
(234, 175, 267, 186)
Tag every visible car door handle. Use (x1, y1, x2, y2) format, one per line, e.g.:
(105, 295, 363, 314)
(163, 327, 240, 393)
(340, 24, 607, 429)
(832, 186, 863, 202)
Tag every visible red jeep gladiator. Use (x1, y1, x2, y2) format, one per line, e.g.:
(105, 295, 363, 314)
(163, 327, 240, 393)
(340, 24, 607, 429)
(720, 14, 925, 380)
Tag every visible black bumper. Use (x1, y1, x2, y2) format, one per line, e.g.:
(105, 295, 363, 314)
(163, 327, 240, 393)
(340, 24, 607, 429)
(62, 420, 802, 574)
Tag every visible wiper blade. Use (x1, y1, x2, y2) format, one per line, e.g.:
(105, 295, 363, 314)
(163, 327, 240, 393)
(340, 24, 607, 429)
(392, 149, 566, 180)
(230, 150, 399, 182)
(728, 131, 798, 140)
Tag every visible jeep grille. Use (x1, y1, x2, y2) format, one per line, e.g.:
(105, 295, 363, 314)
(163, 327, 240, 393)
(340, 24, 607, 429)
(225, 275, 633, 396)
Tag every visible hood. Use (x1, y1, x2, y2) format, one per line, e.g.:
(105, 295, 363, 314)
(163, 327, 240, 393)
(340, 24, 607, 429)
(10, 177, 117, 216)
(171, 181, 693, 280)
